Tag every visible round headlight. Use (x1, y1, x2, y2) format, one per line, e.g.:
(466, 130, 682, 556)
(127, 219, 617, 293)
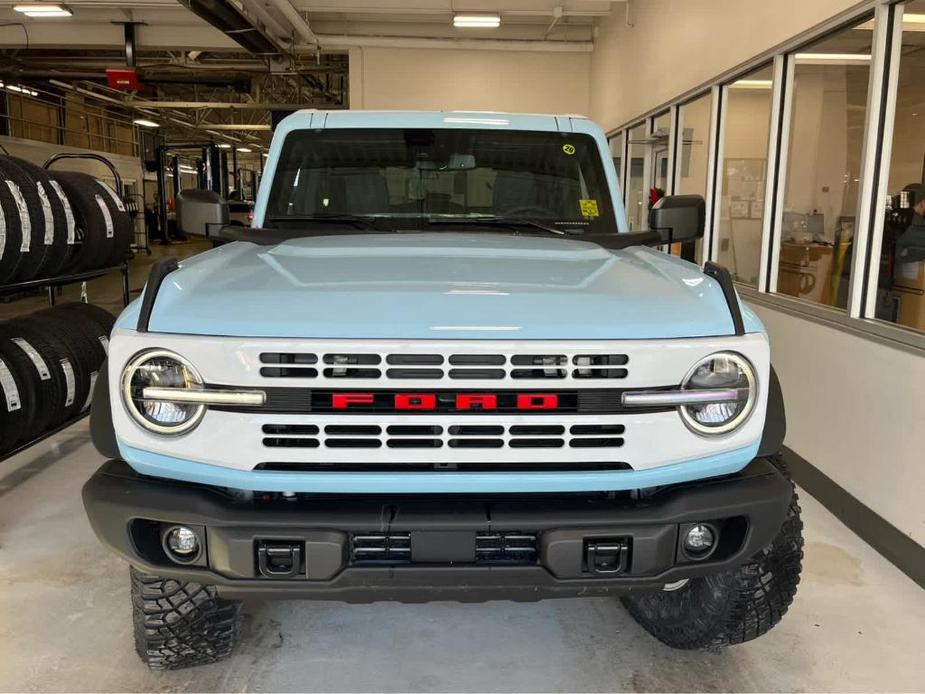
(121, 350, 205, 434)
(679, 352, 756, 435)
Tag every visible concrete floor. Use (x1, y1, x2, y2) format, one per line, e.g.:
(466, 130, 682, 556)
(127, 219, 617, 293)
(1, 420, 924, 692)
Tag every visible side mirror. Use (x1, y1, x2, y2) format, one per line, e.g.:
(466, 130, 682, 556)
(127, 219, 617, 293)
(176, 189, 229, 238)
(648, 194, 706, 244)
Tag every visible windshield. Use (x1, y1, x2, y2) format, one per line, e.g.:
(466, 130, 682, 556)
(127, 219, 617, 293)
(264, 128, 617, 235)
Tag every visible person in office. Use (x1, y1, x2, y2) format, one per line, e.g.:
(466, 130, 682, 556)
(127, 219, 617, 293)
(895, 183, 925, 265)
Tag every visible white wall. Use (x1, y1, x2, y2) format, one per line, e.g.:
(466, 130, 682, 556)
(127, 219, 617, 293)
(349, 46, 591, 114)
(752, 303, 925, 546)
(587, 0, 924, 545)
(589, 0, 862, 131)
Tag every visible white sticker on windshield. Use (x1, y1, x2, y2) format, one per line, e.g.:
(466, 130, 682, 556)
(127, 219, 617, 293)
(12, 338, 50, 380)
(6, 181, 31, 252)
(61, 358, 75, 407)
(49, 179, 75, 244)
(95, 194, 114, 238)
(36, 181, 54, 245)
(0, 359, 21, 412)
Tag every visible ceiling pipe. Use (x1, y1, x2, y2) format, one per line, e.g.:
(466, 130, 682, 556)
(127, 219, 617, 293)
(306, 35, 592, 52)
(267, 0, 320, 47)
(176, 0, 282, 56)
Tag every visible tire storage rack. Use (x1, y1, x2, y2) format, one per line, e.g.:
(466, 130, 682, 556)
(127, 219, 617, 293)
(0, 153, 134, 462)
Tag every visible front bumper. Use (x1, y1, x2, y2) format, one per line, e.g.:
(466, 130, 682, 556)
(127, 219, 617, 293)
(82, 457, 792, 602)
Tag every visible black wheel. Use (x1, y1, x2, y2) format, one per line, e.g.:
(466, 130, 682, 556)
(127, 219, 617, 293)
(130, 567, 241, 670)
(0, 156, 50, 280)
(0, 174, 25, 284)
(0, 321, 61, 438)
(0, 350, 29, 454)
(16, 315, 88, 423)
(621, 458, 804, 649)
(56, 301, 116, 337)
(0, 324, 42, 444)
(90, 178, 133, 266)
(47, 170, 112, 272)
(10, 157, 73, 277)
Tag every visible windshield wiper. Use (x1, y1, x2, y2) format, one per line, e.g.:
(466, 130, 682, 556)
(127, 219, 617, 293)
(424, 216, 570, 236)
(268, 214, 381, 230)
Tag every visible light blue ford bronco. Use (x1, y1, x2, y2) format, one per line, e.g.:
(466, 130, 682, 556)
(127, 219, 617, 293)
(83, 111, 803, 669)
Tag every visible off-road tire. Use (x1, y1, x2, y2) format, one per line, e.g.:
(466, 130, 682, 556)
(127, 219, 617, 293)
(621, 457, 803, 649)
(130, 567, 241, 670)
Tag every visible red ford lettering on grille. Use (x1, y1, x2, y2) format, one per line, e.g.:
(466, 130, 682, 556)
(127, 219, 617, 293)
(516, 393, 559, 410)
(395, 393, 437, 410)
(456, 394, 498, 410)
(332, 393, 375, 409)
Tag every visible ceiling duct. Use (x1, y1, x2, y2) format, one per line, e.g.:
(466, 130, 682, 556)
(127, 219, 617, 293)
(177, 0, 281, 57)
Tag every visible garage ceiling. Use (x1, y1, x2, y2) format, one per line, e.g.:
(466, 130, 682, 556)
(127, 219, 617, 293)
(0, 1, 621, 147)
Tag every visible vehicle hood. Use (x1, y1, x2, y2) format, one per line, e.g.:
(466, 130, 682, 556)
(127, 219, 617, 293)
(130, 233, 754, 339)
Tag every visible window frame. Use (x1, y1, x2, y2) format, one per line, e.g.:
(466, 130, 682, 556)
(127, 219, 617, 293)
(605, 0, 925, 352)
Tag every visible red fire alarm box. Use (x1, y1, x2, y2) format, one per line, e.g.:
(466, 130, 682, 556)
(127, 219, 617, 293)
(106, 68, 141, 90)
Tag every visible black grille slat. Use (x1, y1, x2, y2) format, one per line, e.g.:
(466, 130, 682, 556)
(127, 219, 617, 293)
(262, 437, 320, 448)
(260, 367, 319, 378)
(573, 354, 629, 366)
(262, 424, 319, 435)
(511, 355, 567, 365)
(322, 368, 382, 378)
(449, 354, 505, 365)
(448, 438, 504, 448)
(260, 352, 318, 364)
(323, 354, 381, 365)
(386, 354, 444, 365)
(386, 368, 444, 379)
(387, 439, 443, 448)
(572, 368, 628, 379)
(325, 439, 383, 448)
(509, 438, 564, 448)
(449, 425, 504, 436)
(448, 368, 505, 379)
(324, 425, 381, 435)
(511, 368, 567, 379)
(570, 424, 626, 435)
(509, 425, 565, 435)
(569, 437, 625, 448)
(386, 425, 443, 435)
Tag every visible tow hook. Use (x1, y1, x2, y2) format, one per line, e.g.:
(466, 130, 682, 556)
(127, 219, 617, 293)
(584, 538, 630, 575)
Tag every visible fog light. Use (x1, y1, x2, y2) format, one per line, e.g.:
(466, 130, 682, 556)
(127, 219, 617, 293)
(683, 524, 715, 554)
(164, 525, 200, 560)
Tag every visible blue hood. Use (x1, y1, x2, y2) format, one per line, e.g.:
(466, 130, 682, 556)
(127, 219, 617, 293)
(132, 233, 751, 339)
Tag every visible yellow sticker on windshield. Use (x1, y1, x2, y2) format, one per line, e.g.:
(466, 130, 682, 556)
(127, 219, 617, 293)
(562, 143, 576, 155)
(580, 199, 599, 217)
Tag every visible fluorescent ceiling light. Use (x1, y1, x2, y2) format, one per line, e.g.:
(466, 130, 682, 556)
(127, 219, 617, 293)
(902, 13, 925, 23)
(217, 143, 232, 149)
(5, 84, 39, 96)
(236, 147, 252, 153)
(133, 118, 159, 128)
(178, 165, 197, 174)
(794, 52, 871, 64)
(453, 14, 501, 28)
(14, 4, 72, 16)
(729, 79, 773, 89)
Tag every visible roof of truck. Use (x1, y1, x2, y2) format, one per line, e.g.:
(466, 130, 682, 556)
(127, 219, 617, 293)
(277, 109, 592, 132)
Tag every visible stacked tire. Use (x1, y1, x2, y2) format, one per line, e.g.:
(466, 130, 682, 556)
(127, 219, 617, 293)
(0, 156, 133, 284)
(0, 302, 114, 454)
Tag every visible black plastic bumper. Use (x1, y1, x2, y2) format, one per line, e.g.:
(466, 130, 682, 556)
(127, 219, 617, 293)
(82, 458, 792, 602)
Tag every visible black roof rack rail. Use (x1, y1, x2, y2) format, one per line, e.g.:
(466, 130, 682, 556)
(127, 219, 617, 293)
(137, 256, 179, 333)
(703, 261, 745, 336)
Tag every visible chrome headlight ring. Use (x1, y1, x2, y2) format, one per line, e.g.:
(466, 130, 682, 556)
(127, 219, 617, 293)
(678, 351, 757, 436)
(121, 349, 207, 435)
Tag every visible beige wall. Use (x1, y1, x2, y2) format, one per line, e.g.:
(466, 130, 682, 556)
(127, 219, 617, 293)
(589, 0, 863, 131)
(753, 302, 925, 546)
(350, 46, 591, 114)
